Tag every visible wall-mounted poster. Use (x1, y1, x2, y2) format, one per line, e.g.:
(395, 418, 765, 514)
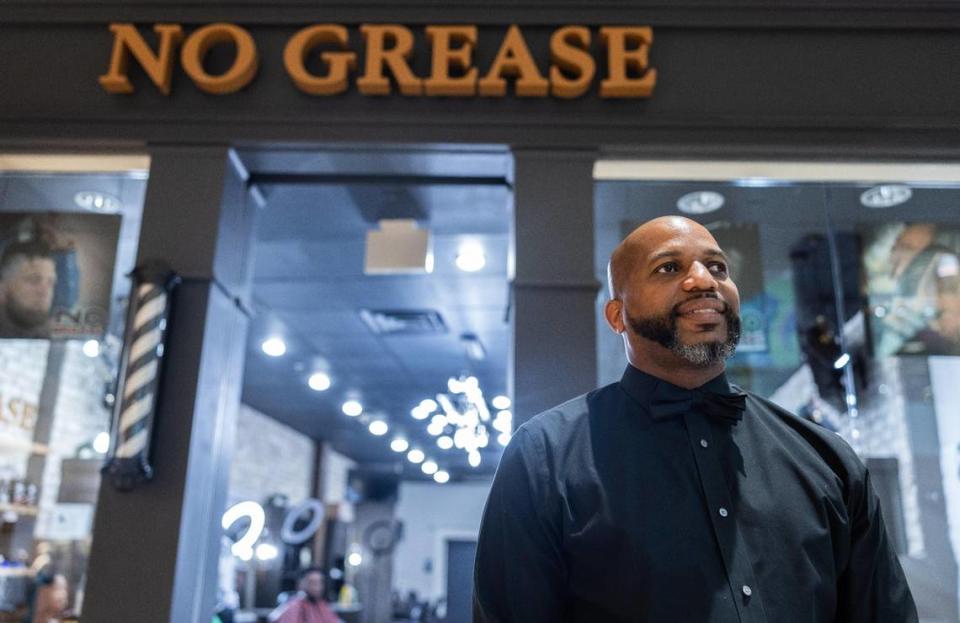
(864, 222, 960, 357)
(0, 213, 121, 340)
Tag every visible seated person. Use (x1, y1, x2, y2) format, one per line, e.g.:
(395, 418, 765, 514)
(269, 567, 342, 623)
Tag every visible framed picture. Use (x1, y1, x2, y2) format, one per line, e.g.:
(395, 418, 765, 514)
(0, 212, 121, 340)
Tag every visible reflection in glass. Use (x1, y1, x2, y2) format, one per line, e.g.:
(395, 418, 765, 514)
(0, 166, 146, 621)
(595, 176, 960, 621)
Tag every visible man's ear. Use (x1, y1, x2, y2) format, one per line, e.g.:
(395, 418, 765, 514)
(604, 299, 625, 334)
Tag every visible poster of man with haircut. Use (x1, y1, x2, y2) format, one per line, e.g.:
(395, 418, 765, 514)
(0, 213, 120, 340)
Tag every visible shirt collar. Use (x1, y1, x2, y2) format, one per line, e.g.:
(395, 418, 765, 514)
(619, 364, 734, 410)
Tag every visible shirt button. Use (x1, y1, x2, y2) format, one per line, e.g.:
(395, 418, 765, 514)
(700, 438, 709, 448)
(742, 585, 753, 597)
(718, 507, 728, 517)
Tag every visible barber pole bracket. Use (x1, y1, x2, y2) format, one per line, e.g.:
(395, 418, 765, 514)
(102, 261, 179, 491)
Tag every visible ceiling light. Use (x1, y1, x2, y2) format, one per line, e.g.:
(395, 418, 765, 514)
(491, 395, 511, 410)
(468, 451, 481, 468)
(82, 339, 100, 358)
(437, 436, 454, 450)
(860, 184, 912, 208)
(390, 438, 409, 452)
(342, 400, 363, 417)
(497, 432, 511, 446)
(93, 432, 110, 454)
(308, 372, 331, 391)
(369, 420, 389, 436)
(455, 242, 486, 272)
(419, 398, 438, 412)
(74, 190, 121, 213)
(261, 337, 286, 357)
(677, 191, 725, 214)
(427, 422, 445, 436)
(421, 460, 438, 475)
(407, 448, 425, 464)
(411, 406, 430, 420)
(347, 552, 363, 567)
(433, 470, 450, 484)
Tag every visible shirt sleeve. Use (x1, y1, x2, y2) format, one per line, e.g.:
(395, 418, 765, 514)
(473, 427, 567, 623)
(836, 465, 919, 622)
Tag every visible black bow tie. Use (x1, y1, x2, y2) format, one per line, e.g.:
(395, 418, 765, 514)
(649, 383, 747, 423)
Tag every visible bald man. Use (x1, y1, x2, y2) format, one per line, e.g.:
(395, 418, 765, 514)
(473, 217, 916, 623)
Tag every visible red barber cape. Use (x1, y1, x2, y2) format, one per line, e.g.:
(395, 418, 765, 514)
(272, 596, 340, 623)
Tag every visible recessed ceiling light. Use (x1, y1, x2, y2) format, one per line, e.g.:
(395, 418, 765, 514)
(407, 448, 425, 464)
(93, 432, 110, 454)
(342, 400, 363, 417)
(421, 460, 438, 475)
(497, 432, 511, 446)
(677, 191, 725, 215)
(433, 470, 450, 484)
(411, 406, 430, 420)
(74, 190, 122, 213)
(390, 438, 409, 453)
(468, 451, 481, 467)
(491, 395, 511, 410)
(419, 398, 438, 412)
(261, 337, 286, 357)
(455, 242, 486, 272)
(437, 436, 454, 450)
(308, 372, 331, 391)
(860, 184, 912, 208)
(82, 339, 100, 358)
(369, 420, 389, 436)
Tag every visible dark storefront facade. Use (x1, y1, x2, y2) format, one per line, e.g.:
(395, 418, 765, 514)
(2, 1, 960, 621)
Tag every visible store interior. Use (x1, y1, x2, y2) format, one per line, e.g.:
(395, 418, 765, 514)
(0, 153, 959, 623)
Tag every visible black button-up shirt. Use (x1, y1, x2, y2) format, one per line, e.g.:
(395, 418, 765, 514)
(473, 365, 918, 622)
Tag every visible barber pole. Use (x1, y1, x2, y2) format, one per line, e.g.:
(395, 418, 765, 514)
(103, 262, 179, 491)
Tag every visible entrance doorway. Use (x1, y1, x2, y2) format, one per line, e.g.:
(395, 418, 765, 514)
(219, 145, 514, 623)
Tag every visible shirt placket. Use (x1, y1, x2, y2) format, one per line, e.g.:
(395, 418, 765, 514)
(683, 412, 768, 623)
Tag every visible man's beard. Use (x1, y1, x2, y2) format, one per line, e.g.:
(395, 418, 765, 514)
(627, 296, 741, 367)
(5, 297, 50, 330)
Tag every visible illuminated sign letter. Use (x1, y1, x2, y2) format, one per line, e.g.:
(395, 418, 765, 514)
(284, 25, 357, 95)
(549, 26, 595, 99)
(424, 25, 478, 97)
(357, 24, 423, 96)
(600, 26, 656, 98)
(180, 23, 259, 95)
(98, 23, 184, 95)
(478, 25, 549, 97)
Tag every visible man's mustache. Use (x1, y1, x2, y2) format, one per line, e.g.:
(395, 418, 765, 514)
(671, 292, 729, 316)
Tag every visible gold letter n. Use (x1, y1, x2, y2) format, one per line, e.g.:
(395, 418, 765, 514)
(99, 23, 184, 95)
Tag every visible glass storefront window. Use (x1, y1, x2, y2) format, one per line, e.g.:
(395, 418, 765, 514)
(595, 163, 960, 621)
(0, 157, 147, 622)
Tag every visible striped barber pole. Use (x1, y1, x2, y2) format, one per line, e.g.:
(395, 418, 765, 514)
(103, 262, 179, 491)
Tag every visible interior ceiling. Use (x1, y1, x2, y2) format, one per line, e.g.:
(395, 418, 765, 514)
(237, 146, 513, 482)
